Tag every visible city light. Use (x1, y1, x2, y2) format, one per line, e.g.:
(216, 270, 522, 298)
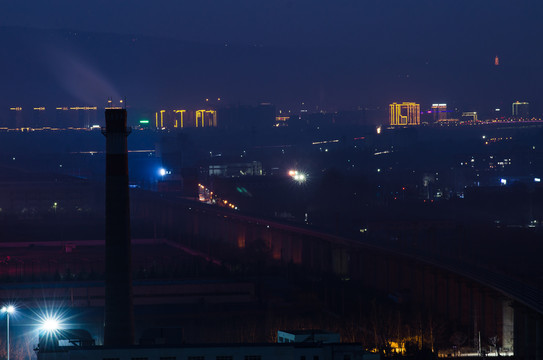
(288, 170, 307, 183)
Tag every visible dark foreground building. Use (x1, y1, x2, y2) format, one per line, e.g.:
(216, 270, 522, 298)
(37, 329, 379, 360)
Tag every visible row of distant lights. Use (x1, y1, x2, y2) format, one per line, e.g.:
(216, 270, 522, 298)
(158, 168, 171, 177)
(500, 178, 541, 185)
(198, 184, 238, 210)
(1, 305, 61, 332)
(222, 199, 237, 210)
(288, 170, 307, 183)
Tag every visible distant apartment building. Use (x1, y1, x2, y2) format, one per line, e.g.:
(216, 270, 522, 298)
(389, 102, 420, 126)
(4, 106, 98, 129)
(70, 106, 98, 128)
(55, 107, 74, 128)
(32, 107, 47, 127)
(431, 103, 447, 123)
(461, 112, 478, 122)
(512, 101, 529, 118)
(196, 109, 217, 127)
(208, 161, 263, 177)
(155, 109, 167, 129)
(151, 103, 275, 131)
(8, 107, 24, 128)
(173, 109, 187, 128)
(155, 109, 218, 129)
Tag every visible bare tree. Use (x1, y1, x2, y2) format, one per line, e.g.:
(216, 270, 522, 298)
(450, 331, 467, 356)
(489, 335, 500, 356)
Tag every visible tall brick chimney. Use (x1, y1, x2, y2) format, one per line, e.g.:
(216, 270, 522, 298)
(102, 108, 134, 346)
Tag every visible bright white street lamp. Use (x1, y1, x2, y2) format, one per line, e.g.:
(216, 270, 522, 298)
(1, 305, 15, 360)
(41, 317, 61, 332)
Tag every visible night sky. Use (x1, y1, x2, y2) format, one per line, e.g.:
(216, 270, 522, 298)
(1, 1, 543, 113)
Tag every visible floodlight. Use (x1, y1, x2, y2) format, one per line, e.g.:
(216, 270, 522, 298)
(1, 306, 14, 314)
(40, 317, 61, 332)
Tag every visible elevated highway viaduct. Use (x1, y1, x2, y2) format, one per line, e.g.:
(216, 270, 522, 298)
(133, 191, 543, 358)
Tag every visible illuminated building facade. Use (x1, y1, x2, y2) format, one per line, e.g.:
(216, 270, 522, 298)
(155, 110, 166, 129)
(56, 107, 74, 128)
(461, 112, 478, 122)
(194, 110, 217, 127)
(195, 110, 205, 127)
(512, 101, 529, 118)
(9, 107, 24, 128)
(32, 107, 47, 128)
(431, 103, 447, 123)
(4, 106, 101, 129)
(70, 107, 98, 128)
(206, 110, 217, 127)
(389, 102, 420, 126)
(153, 109, 218, 129)
(173, 110, 186, 128)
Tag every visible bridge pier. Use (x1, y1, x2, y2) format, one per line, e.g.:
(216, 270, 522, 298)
(514, 304, 543, 359)
(480, 287, 486, 347)
(537, 316, 542, 360)
(445, 274, 450, 319)
(502, 300, 514, 353)
(432, 268, 438, 312)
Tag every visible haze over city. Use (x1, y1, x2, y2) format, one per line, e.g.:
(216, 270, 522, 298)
(2, 1, 543, 112)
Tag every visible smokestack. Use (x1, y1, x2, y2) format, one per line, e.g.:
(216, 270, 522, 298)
(102, 108, 134, 346)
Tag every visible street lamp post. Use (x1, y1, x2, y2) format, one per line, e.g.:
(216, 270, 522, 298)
(1, 306, 15, 360)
